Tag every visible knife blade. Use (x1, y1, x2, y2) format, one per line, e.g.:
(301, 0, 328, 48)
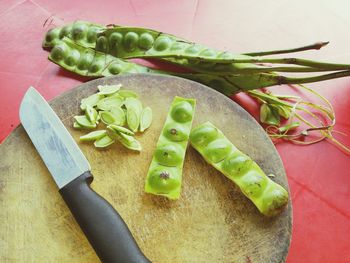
(19, 87, 150, 263)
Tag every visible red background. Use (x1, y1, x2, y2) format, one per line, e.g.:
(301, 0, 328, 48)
(1, 1, 350, 262)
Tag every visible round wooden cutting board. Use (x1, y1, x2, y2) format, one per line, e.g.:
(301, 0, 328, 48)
(0, 74, 291, 263)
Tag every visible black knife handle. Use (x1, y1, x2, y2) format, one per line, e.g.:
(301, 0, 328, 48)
(59, 171, 151, 263)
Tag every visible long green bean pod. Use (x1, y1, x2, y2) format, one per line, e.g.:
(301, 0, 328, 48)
(96, 27, 350, 74)
(43, 20, 105, 48)
(145, 96, 196, 199)
(189, 122, 288, 216)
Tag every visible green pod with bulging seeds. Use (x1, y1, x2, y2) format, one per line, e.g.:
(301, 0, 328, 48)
(145, 96, 196, 199)
(189, 121, 289, 217)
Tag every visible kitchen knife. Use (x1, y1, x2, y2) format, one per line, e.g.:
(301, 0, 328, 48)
(19, 87, 150, 263)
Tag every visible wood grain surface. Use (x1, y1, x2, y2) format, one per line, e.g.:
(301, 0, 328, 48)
(0, 74, 292, 263)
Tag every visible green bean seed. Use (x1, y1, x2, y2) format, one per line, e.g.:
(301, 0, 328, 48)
(171, 101, 194, 123)
(65, 49, 80, 66)
(189, 122, 289, 216)
(163, 122, 189, 142)
(74, 115, 96, 129)
(145, 96, 196, 200)
(124, 32, 139, 51)
(140, 107, 152, 132)
(71, 22, 88, 40)
(94, 134, 115, 148)
(189, 124, 218, 147)
(80, 130, 107, 142)
(147, 166, 181, 193)
(50, 43, 68, 61)
(97, 84, 121, 95)
(139, 33, 154, 50)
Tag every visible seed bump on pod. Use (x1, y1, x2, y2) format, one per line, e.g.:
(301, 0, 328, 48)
(65, 49, 80, 66)
(108, 62, 123, 74)
(170, 42, 187, 51)
(199, 49, 216, 58)
(124, 32, 139, 51)
(185, 45, 201, 54)
(45, 28, 60, 43)
(58, 25, 72, 39)
(96, 36, 108, 52)
(71, 22, 88, 40)
(77, 52, 94, 70)
(139, 33, 154, 50)
(153, 36, 171, 52)
(87, 27, 100, 43)
(50, 43, 68, 61)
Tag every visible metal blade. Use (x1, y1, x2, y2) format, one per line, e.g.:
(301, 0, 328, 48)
(19, 87, 91, 189)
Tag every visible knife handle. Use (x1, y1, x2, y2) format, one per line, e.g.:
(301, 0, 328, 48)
(59, 171, 151, 263)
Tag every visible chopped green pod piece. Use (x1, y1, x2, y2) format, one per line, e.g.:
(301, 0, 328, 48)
(85, 105, 98, 124)
(108, 124, 135, 136)
(80, 93, 103, 110)
(145, 96, 196, 200)
(189, 124, 218, 148)
(74, 115, 97, 129)
(73, 121, 83, 129)
(117, 89, 138, 98)
(97, 84, 122, 95)
(126, 108, 140, 132)
(140, 107, 153, 132)
(124, 97, 142, 113)
(109, 107, 126, 126)
(97, 96, 124, 111)
(189, 122, 289, 217)
(80, 130, 107, 142)
(94, 135, 115, 148)
(115, 132, 142, 152)
(99, 111, 120, 125)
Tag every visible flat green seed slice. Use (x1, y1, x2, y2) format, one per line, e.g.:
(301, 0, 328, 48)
(80, 93, 103, 110)
(74, 115, 97, 129)
(85, 105, 98, 124)
(97, 84, 122, 95)
(97, 96, 124, 111)
(140, 107, 152, 132)
(124, 97, 142, 113)
(108, 124, 135, 136)
(117, 89, 138, 98)
(126, 108, 140, 132)
(73, 121, 83, 129)
(109, 107, 126, 126)
(116, 132, 142, 152)
(99, 111, 118, 125)
(94, 135, 115, 148)
(80, 130, 107, 142)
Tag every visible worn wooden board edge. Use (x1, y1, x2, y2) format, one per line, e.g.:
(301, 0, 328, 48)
(0, 73, 292, 262)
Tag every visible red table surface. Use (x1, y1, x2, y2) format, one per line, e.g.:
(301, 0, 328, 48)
(1, 1, 350, 262)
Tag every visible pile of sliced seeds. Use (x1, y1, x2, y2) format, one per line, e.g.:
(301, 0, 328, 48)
(73, 84, 152, 151)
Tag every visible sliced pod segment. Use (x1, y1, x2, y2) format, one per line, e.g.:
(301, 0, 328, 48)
(145, 96, 196, 200)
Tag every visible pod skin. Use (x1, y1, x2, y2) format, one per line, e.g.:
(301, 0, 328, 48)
(145, 96, 196, 199)
(189, 122, 289, 217)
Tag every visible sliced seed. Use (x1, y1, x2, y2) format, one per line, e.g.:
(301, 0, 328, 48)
(116, 132, 142, 152)
(140, 107, 152, 132)
(94, 135, 115, 148)
(97, 96, 124, 111)
(99, 111, 118, 125)
(97, 84, 122, 95)
(80, 130, 107, 142)
(80, 93, 103, 110)
(108, 124, 135, 136)
(124, 97, 142, 114)
(74, 115, 97, 129)
(85, 105, 98, 124)
(117, 89, 138, 98)
(109, 107, 126, 126)
(126, 108, 140, 132)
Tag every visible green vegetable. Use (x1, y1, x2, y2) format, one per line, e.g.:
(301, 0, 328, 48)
(117, 89, 138, 98)
(97, 96, 124, 111)
(108, 124, 135, 136)
(145, 96, 196, 199)
(97, 84, 121, 95)
(80, 93, 103, 110)
(190, 122, 289, 216)
(140, 106, 152, 132)
(74, 115, 96, 129)
(85, 105, 98, 124)
(109, 107, 126, 126)
(94, 134, 115, 148)
(112, 131, 142, 152)
(99, 110, 121, 125)
(80, 130, 107, 142)
(43, 21, 105, 48)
